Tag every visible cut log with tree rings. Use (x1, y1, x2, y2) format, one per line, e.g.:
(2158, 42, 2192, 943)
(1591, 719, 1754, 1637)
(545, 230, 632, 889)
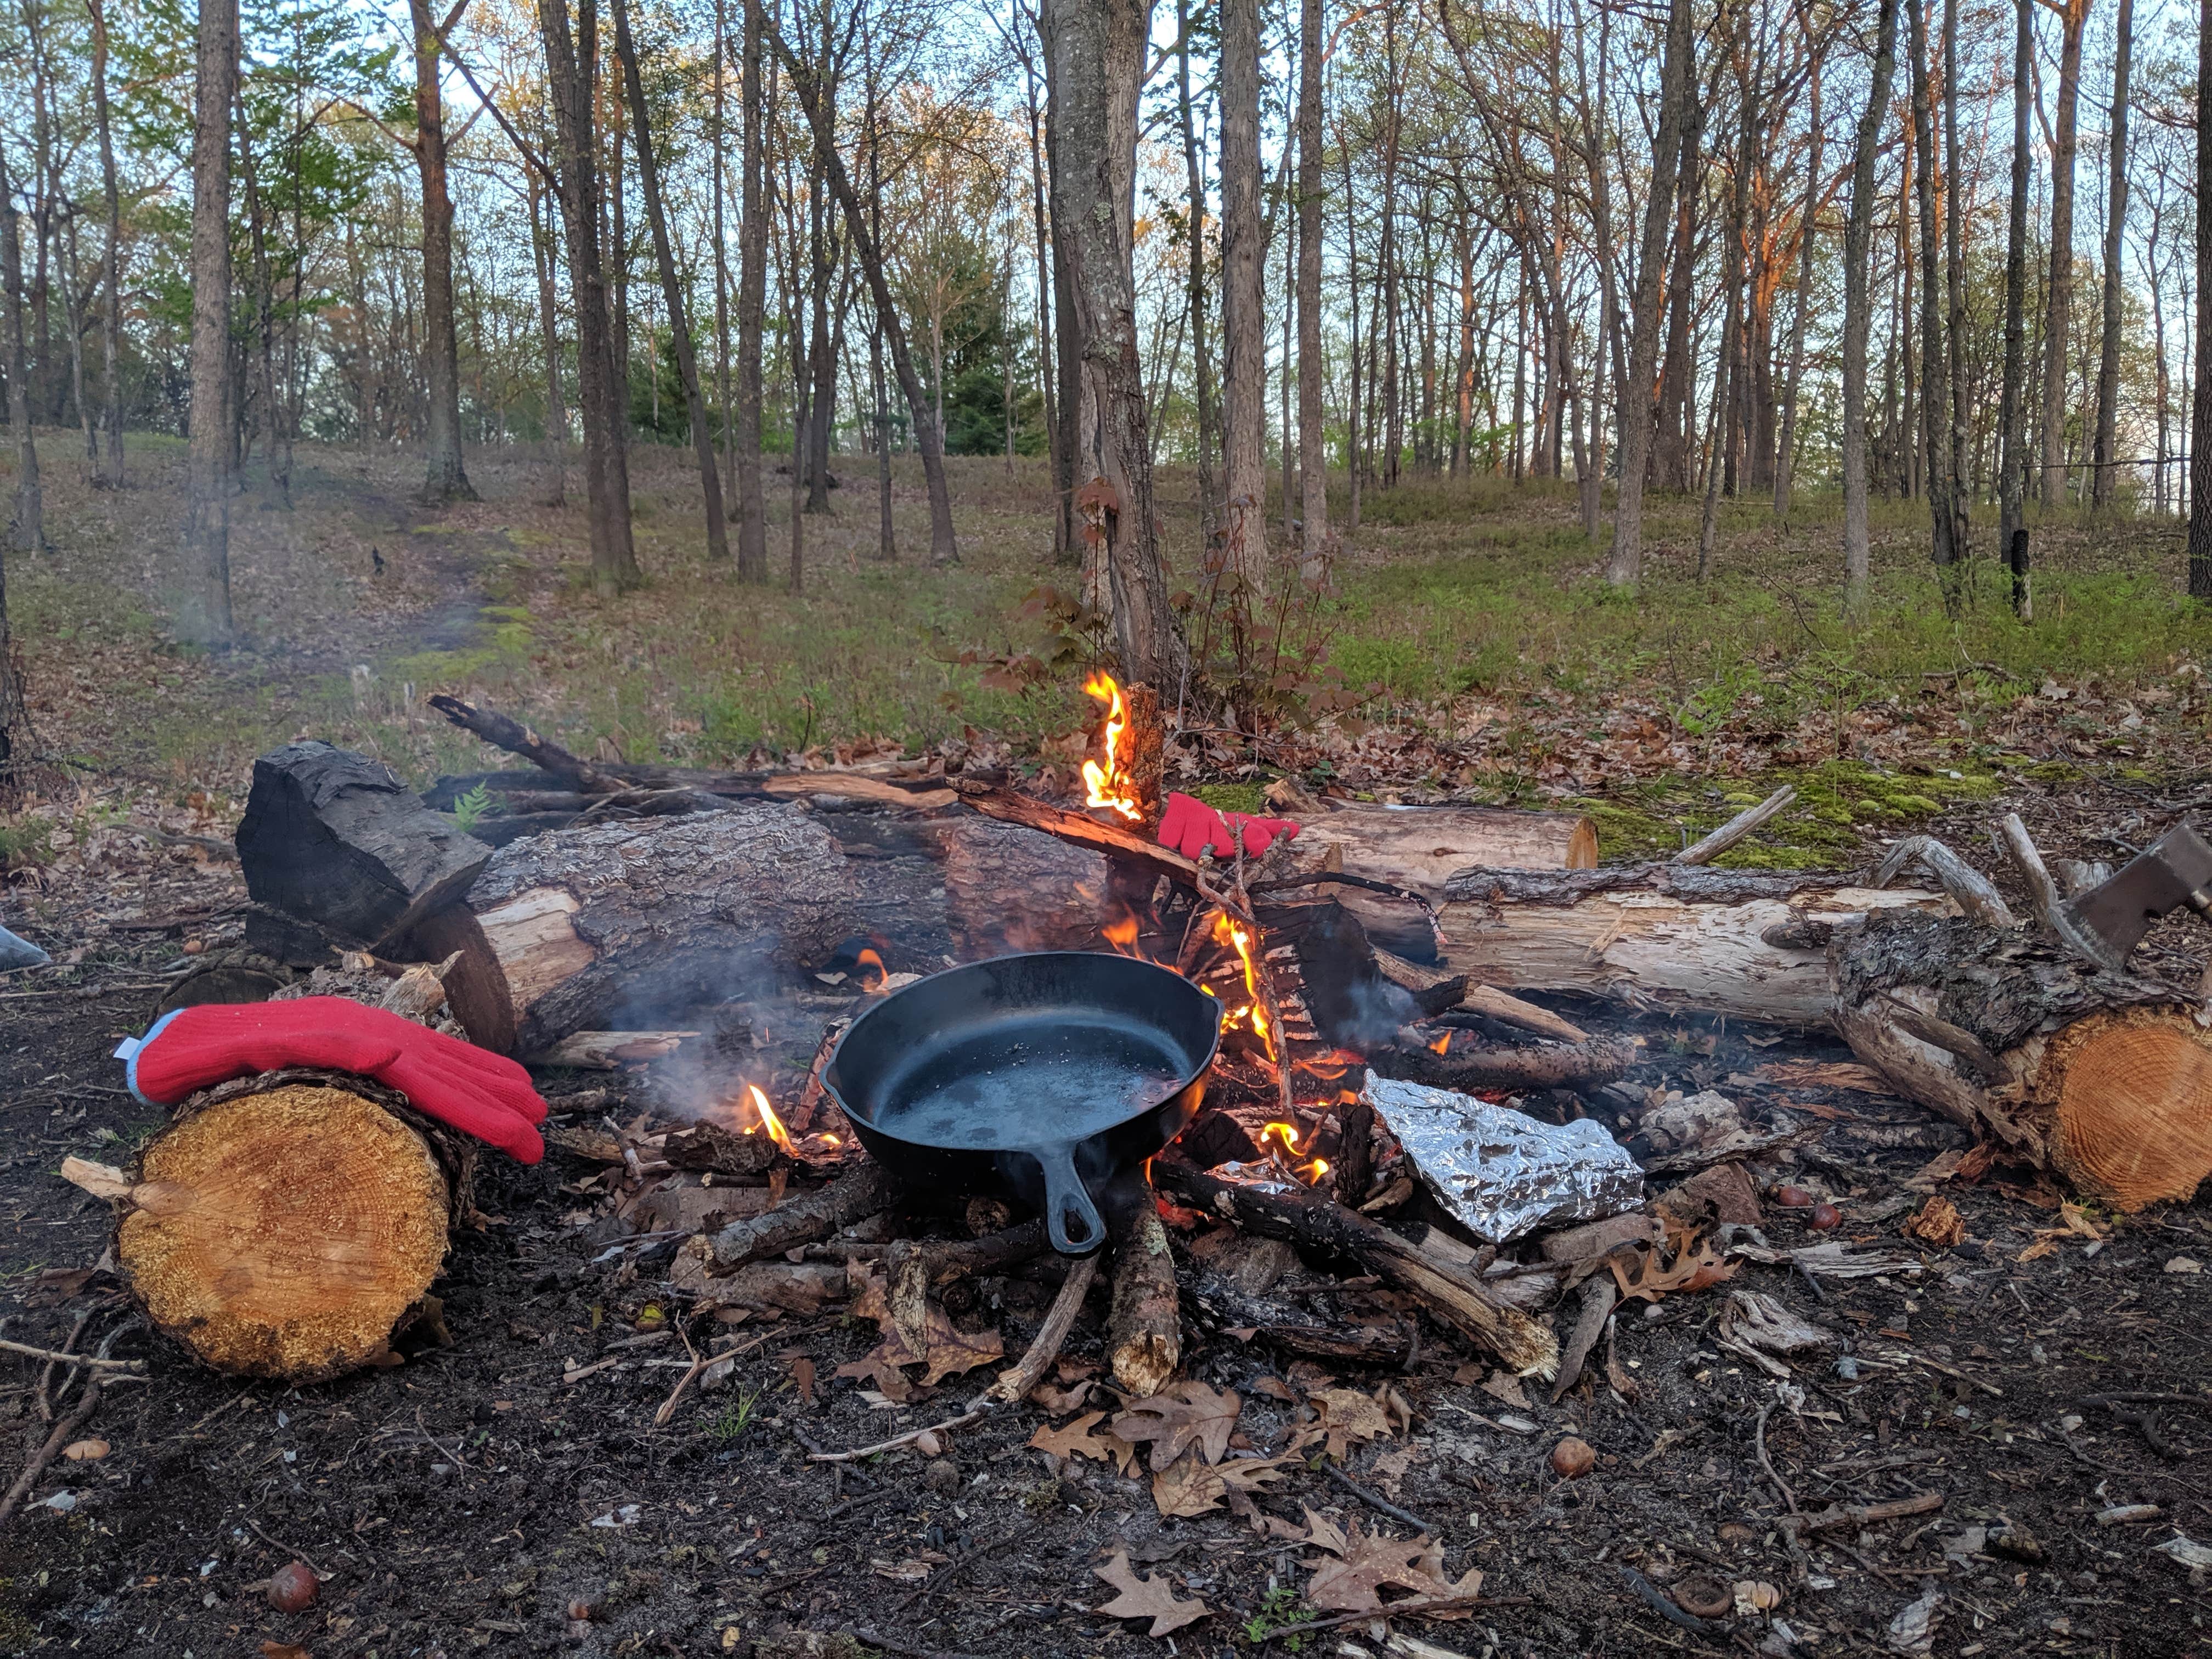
(111, 1069, 469, 1380)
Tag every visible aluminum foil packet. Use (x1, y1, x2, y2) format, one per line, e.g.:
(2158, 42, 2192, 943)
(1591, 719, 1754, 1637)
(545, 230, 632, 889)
(1360, 1075, 1645, 1245)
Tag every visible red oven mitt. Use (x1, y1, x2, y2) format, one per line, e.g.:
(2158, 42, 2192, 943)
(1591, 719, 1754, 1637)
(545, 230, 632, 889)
(1156, 792, 1300, 860)
(118, 998, 548, 1163)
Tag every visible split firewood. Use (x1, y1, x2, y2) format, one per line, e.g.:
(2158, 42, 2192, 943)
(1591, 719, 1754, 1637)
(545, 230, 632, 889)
(529, 1030, 701, 1070)
(235, 741, 490, 950)
(1437, 862, 1952, 1028)
(1832, 908, 2212, 1209)
(706, 1163, 897, 1272)
(72, 1069, 471, 1381)
(1104, 1174, 1181, 1397)
(1280, 801, 1598, 889)
(1154, 1160, 1559, 1378)
(406, 806, 861, 1053)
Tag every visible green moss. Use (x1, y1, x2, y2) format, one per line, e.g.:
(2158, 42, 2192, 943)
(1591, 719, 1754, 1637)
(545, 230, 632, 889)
(1190, 782, 1269, 815)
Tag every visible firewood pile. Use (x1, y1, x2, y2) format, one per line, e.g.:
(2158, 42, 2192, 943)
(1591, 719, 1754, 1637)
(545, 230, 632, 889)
(72, 682, 2212, 1404)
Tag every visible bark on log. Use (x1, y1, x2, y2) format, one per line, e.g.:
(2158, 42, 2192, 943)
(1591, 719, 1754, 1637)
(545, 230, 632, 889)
(705, 1162, 896, 1271)
(236, 742, 490, 950)
(1372, 1035, 1639, 1092)
(106, 1069, 469, 1380)
(1437, 862, 1953, 1028)
(405, 805, 860, 1053)
(1832, 909, 2212, 1209)
(1154, 1159, 1559, 1378)
(1283, 802, 1599, 891)
(1104, 1173, 1181, 1396)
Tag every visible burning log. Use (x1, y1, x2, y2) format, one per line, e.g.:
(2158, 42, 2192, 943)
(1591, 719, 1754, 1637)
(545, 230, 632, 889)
(1372, 1034, 1639, 1092)
(72, 1069, 470, 1381)
(1154, 1159, 1559, 1378)
(405, 806, 861, 1053)
(1833, 909, 2212, 1210)
(1103, 1172, 1181, 1397)
(235, 742, 490, 951)
(1434, 862, 1953, 1028)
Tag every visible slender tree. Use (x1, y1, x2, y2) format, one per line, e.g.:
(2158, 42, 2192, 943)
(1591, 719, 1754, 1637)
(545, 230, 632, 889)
(88, 0, 123, 486)
(1841, 0, 1902, 615)
(2, 144, 42, 555)
(1604, 0, 1693, 585)
(1906, 0, 1960, 593)
(2191, 0, 2212, 596)
(1774, 41, 1820, 517)
(1175, 0, 1217, 538)
(407, 0, 477, 503)
(611, 0, 730, 562)
(179, 0, 238, 642)
(2090, 0, 2131, 507)
(1295, 0, 1327, 573)
(2037, 0, 2090, 509)
(1998, 0, 2033, 612)
(1219, 0, 1268, 603)
(736, 0, 769, 580)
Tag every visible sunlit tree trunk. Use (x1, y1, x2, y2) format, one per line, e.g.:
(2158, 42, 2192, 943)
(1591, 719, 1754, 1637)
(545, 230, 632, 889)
(409, 0, 477, 504)
(2038, 0, 2089, 510)
(1775, 56, 1820, 517)
(1841, 0, 1901, 616)
(3, 144, 43, 556)
(2091, 0, 2131, 508)
(735, 0, 769, 580)
(1219, 0, 1268, 602)
(1906, 0, 1960, 592)
(2191, 0, 2212, 596)
(1999, 0, 2033, 612)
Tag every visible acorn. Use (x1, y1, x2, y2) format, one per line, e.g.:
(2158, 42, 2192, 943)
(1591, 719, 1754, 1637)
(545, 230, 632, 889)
(1808, 1204, 1842, 1231)
(1773, 1185, 1813, 1208)
(1549, 1436, 1595, 1479)
(267, 1561, 319, 1613)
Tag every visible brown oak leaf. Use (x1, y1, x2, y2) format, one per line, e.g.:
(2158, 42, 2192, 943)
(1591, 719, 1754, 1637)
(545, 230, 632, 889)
(1609, 1218, 1739, 1303)
(833, 1346, 916, 1402)
(1094, 1547, 1209, 1636)
(1111, 1380, 1241, 1471)
(1310, 1386, 1393, 1461)
(1150, 1449, 1293, 1518)
(1301, 1519, 1483, 1615)
(847, 1262, 1005, 1385)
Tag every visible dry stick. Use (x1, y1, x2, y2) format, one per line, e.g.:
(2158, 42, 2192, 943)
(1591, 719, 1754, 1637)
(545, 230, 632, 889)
(806, 1249, 1103, 1463)
(32, 1308, 99, 1423)
(1673, 784, 1798, 866)
(1872, 833, 2017, 927)
(708, 1162, 896, 1271)
(1782, 1491, 1944, 1534)
(1323, 1461, 1438, 1535)
(1756, 1401, 1814, 1584)
(1254, 1593, 1524, 1644)
(0, 1376, 103, 1532)
(426, 693, 628, 794)
(1994, 811, 2123, 970)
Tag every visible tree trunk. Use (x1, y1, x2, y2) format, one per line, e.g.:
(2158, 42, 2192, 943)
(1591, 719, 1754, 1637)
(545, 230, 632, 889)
(869, 72, 896, 562)
(2090, 0, 2131, 507)
(178, 0, 236, 641)
(527, 161, 567, 507)
(611, 0, 730, 562)
(768, 29, 960, 568)
(410, 0, 477, 504)
(1833, 909, 2212, 1211)
(713, 0, 732, 510)
(1038, 0, 1183, 685)
(2191, 0, 2212, 595)
(736, 0, 769, 582)
(1018, 30, 1064, 559)
(1774, 58, 1820, 517)
(1942, 0, 1970, 556)
(1176, 0, 1217, 539)
(1998, 0, 2033, 611)
(1906, 0, 1960, 587)
(1218, 0, 1268, 602)
(2, 142, 40, 557)
(2038, 0, 2089, 510)
(538, 0, 641, 594)
(1604, 0, 1692, 585)
(89, 0, 124, 486)
(1840, 0, 1901, 617)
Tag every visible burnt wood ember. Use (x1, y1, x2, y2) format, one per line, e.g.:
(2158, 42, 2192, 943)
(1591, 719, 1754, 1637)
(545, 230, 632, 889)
(1833, 908, 2212, 1209)
(235, 741, 490, 950)
(1154, 1158, 1559, 1378)
(1371, 1034, 1640, 1092)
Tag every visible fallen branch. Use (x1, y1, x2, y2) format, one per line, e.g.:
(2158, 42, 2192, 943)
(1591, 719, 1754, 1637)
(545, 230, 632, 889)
(1674, 785, 1797, 867)
(427, 695, 627, 794)
(1372, 1035, 1638, 1093)
(0, 1377, 104, 1532)
(707, 1163, 896, 1272)
(1994, 812, 2120, 971)
(1154, 1160, 1558, 1378)
(1782, 1491, 1943, 1534)
(1873, 834, 2016, 928)
(0, 1338, 146, 1375)
(946, 777, 1200, 890)
(1104, 1176, 1180, 1397)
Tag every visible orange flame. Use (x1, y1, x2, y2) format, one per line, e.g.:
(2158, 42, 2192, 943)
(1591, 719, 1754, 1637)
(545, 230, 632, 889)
(1102, 908, 1140, 955)
(1299, 1158, 1330, 1184)
(1429, 1031, 1452, 1056)
(1260, 1121, 1300, 1154)
(1210, 911, 1273, 1059)
(746, 1084, 792, 1152)
(1080, 672, 1142, 821)
(855, 947, 887, 994)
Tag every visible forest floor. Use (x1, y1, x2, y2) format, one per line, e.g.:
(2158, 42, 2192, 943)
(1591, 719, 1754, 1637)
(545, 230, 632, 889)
(1, 433, 2210, 1657)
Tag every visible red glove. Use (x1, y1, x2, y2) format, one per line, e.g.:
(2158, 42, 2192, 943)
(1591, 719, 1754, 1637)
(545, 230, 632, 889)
(1156, 792, 1301, 860)
(121, 998, 548, 1163)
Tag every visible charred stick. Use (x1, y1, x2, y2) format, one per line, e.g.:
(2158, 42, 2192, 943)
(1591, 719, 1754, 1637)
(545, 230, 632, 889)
(427, 694, 628, 795)
(1104, 1176, 1180, 1398)
(1323, 1462, 1438, 1535)
(1, 1338, 145, 1376)
(706, 1163, 896, 1272)
(1153, 1160, 1559, 1379)
(1782, 1492, 1944, 1534)
(1373, 1036, 1638, 1092)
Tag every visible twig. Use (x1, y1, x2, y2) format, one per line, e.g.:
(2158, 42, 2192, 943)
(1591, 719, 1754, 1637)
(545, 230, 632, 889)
(850, 1629, 986, 1659)
(988, 1248, 1102, 1404)
(1871, 834, 2017, 928)
(2, 1338, 148, 1376)
(893, 1513, 1052, 1612)
(806, 1404, 995, 1465)
(1674, 785, 1797, 866)
(1255, 1594, 1525, 1644)
(0, 1376, 104, 1531)
(653, 1325, 710, 1430)
(247, 1517, 334, 1580)
(1616, 1565, 1726, 1637)
(1324, 1462, 1439, 1535)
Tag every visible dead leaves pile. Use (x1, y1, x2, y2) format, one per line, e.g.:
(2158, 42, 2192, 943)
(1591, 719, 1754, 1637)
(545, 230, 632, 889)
(2016, 1200, 2107, 1262)
(833, 1262, 1003, 1402)
(1607, 1215, 1738, 1303)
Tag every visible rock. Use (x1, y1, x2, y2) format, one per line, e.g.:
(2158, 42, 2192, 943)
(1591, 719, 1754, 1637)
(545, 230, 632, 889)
(1988, 1519, 2045, 1562)
(1657, 1161, 1763, 1226)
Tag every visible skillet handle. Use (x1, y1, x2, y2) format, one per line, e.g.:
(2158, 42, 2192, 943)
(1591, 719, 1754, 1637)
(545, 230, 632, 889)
(1032, 1142, 1105, 1255)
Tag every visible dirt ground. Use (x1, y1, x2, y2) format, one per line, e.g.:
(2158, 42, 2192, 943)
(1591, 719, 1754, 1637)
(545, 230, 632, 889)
(3, 810, 2209, 1659)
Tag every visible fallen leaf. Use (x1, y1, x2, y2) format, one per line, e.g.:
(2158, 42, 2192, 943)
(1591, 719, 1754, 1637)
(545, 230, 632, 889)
(1028, 1376, 1092, 1414)
(1610, 1217, 1739, 1302)
(1479, 1371, 1530, 1409)
(1301, 1518, 1482, 1615)
(1306, 1386, 1393, 1461)
(786, 1354, 817, 1403)
(60, 1438, 110, 1462)
(2166, 1256, 2203, 1275)
(834, 1347, 916, 1403)
(1903, 1196, 1966, 1249)
(260, 1645, 311, 1659)
(1112, 1380, 1242, 1471)
(1150, 1449, 1293, 1517)
(848, 1262, 1006, 1385)
(1094, 1547, 1209, 1635)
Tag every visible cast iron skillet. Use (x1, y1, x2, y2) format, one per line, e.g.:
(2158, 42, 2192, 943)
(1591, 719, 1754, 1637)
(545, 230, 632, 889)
(822, 951, 1221, 1253)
